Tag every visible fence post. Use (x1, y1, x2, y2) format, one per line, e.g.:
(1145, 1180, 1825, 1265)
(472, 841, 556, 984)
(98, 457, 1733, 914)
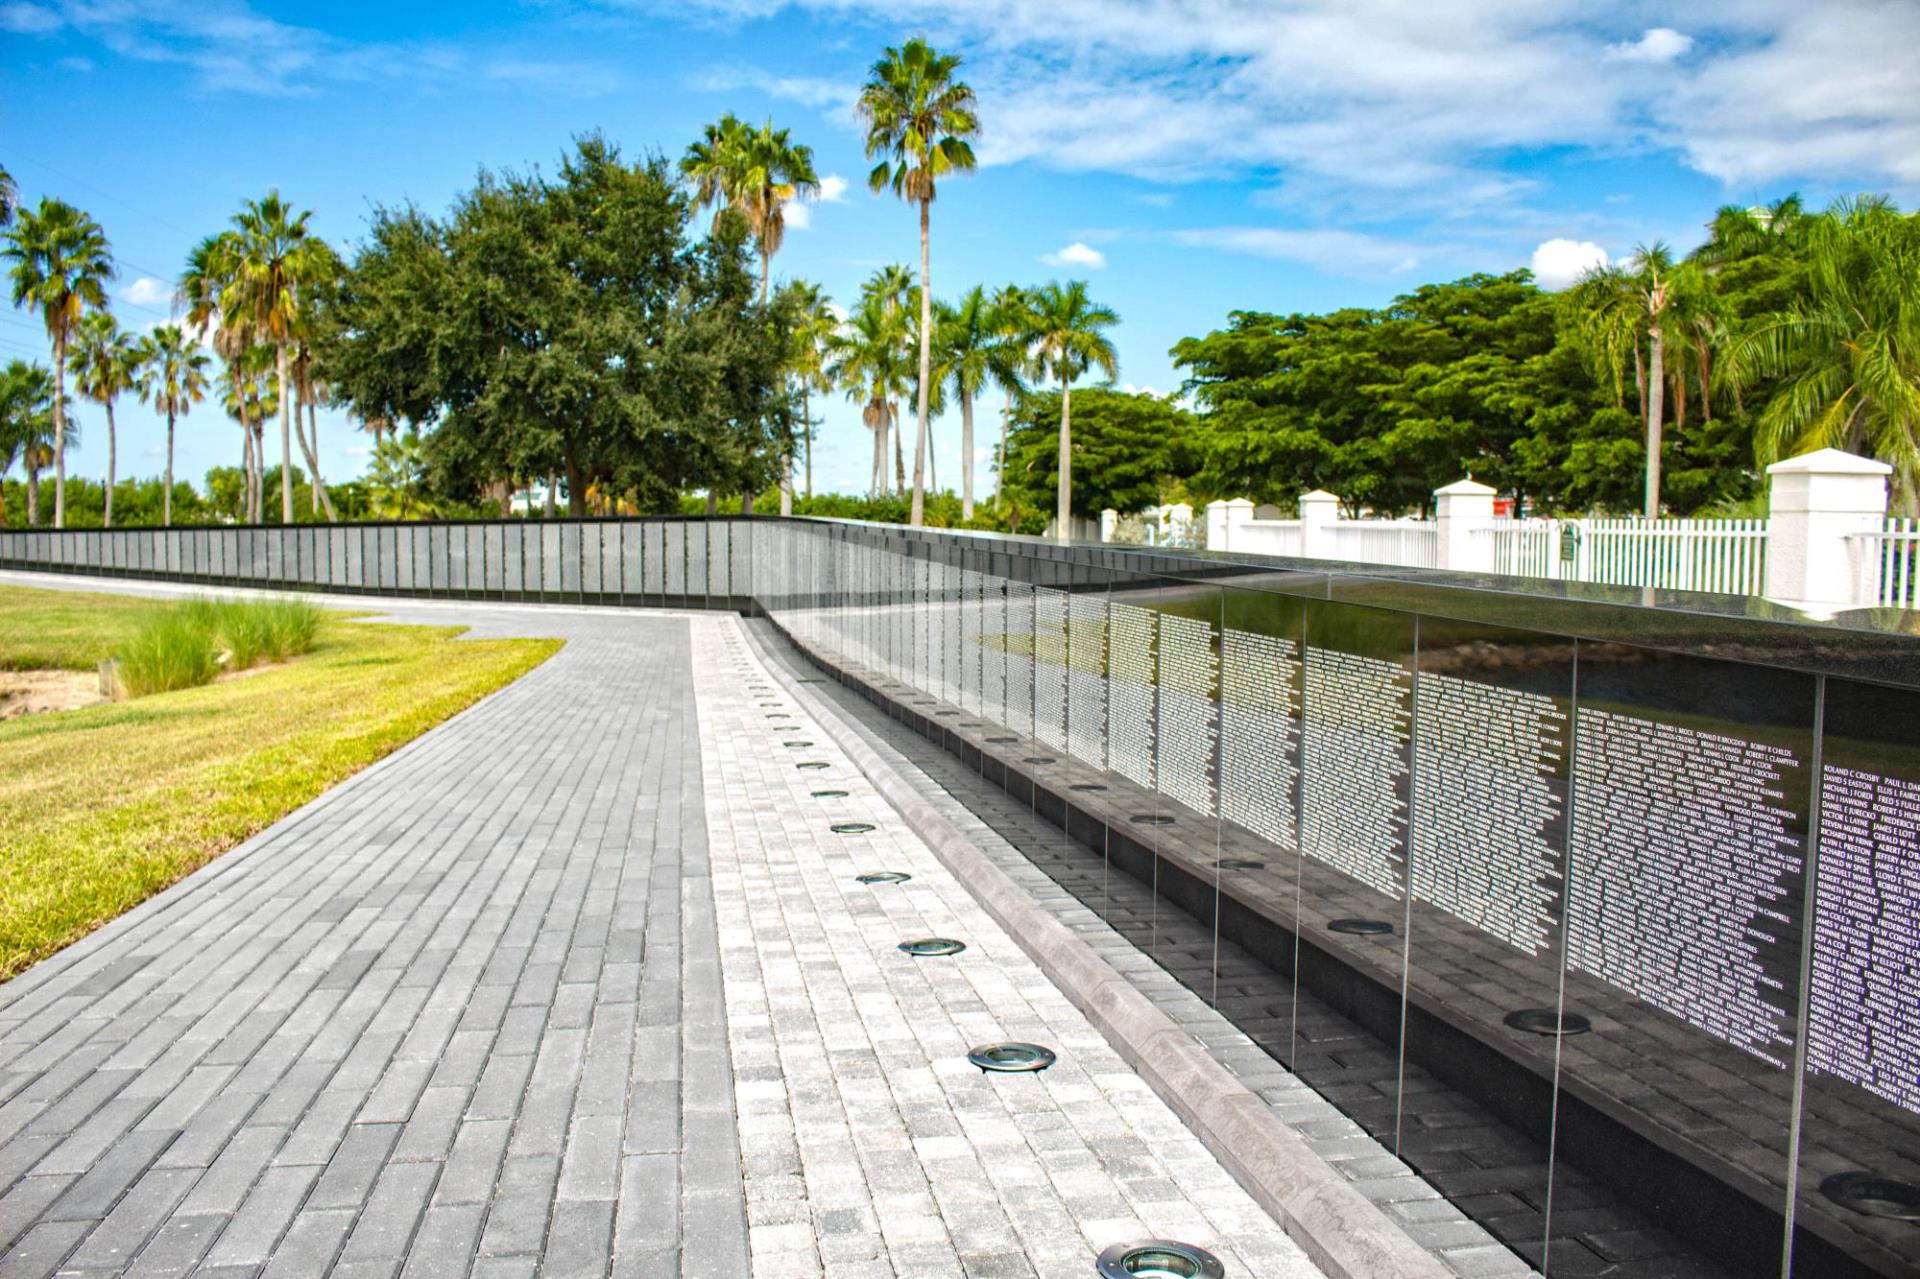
(1300, 490, 1340, 559)
(1434, 476, 1498, 573)
(1100, 508, 1118, 542)
(1763, 447, 1891, 610)
(1204, 498, 1252, 551)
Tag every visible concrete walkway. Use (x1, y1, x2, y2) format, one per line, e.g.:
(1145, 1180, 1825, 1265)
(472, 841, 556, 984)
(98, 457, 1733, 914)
(0, 586, 1322, 1278)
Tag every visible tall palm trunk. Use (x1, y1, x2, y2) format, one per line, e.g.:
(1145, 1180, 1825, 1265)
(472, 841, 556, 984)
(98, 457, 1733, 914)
(996, 407, 1009, 511)
(51, 331, 68, 528)
(297, 394, 338, 521)
(910, 199, 932, 527)
(960, 389, 975, 521)
(276, 342, 294, 523)
(26, 461, 40, 527)
(1644, 327, 1665, 520)
(163, 410, 176, 527)
(893, 400, 906, 493)
(760, 248, 770, 306)
(803, 384, 813, 499)
(241, 422, 256, 522)
(1056, 381, 1072, 543)
(103, 400, 116, 528)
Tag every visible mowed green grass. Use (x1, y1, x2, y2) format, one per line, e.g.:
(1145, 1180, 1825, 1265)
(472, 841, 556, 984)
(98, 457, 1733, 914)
(0, 585, 561, 980)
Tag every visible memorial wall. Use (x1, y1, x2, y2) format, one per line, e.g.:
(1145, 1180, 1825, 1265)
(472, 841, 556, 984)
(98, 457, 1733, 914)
(9, 514, 1920, 1276)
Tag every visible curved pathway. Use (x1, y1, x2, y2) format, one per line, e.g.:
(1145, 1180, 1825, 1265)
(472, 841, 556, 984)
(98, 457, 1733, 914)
(0, 590, 1321, 1278)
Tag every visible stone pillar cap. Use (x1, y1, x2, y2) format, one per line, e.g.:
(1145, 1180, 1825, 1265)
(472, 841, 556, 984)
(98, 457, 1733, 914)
(1435, 476, 1498, 496)
(1300, 489, 1340, 502)
(1765, 447, 1891, 477)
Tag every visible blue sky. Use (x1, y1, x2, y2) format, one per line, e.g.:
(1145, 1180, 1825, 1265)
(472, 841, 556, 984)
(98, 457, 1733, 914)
(5, 0, 1918, 500)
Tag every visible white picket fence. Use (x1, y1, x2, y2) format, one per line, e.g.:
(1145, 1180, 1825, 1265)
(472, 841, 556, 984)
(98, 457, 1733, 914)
(1853, 518, 1920, 609)
(1479, 517, 1770, 595)
(1321, 518, 1439, 569)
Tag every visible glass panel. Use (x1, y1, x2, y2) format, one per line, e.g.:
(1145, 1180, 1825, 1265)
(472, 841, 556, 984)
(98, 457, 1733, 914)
(642, 524, 664, 598)
(709, 521, 729, 600)
(1793, 677, 1920, 1277)
(541, 524, 562, 598)
(484, 524, 504, 596)
(664, 523, 685, 598)
(687, 523, 707, 602)
(561, 523, 582, 596)
(464, 526, 485, 595)
(620, 523, 641, 601)
(1558, 645, 1814, 1277)
(503, 524, 524, 595)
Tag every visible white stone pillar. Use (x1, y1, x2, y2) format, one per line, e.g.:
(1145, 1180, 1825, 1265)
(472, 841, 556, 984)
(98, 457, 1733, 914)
(1100, 508, 1118, 542)
(1300, 490, 1340, 559)
(1168, 502, 1195, 547)
(1434, 476, 1498, 573)
(1204, 498, 1253, 551)
(1764, 447, 1892, 609)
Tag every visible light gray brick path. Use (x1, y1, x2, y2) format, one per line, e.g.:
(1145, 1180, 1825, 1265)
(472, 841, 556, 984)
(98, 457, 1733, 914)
(739, 619, 1529, 1279)
(0, 602, 748, 1278)
(694, 616, 1323, 1278)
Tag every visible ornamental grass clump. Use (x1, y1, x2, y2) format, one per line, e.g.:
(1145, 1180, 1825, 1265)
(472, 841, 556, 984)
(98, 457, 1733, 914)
(257, 597, 324, 662)
(112, 608, 218, 697)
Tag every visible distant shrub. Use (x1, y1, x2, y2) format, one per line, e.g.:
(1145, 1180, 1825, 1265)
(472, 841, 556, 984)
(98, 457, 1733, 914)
(257, 597, 324, 662)
(113, 610, 218, 697)
(110, 596, 327, 697)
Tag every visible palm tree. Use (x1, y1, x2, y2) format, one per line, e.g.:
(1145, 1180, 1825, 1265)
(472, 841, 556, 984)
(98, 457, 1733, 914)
(0, 360, 68, 526)
(682, 117, 820, 304)
(778, 280, 837, 507)
(861, 264, 916, 491)
(937, 285, 1005, 521)
(1025, 280, 1119, 541)
(858, 37, 979, 528)
(828, 293, 912, 499)
(70, 311, 140, 527)
(180, 230, 255, 515)
(3, 197, 114, 528)
(986, 285, 1034, 512)
(1568, 245, 1720, 517)
(137, 325, 211, 526)
(368, 427, 434, 519)
(1727, 197, 1920, 511)
(1699, 194, 1809, 266)
(219, 346, 277, 523)
(0, 164, 17, 228)
(221, 193, 330, 523)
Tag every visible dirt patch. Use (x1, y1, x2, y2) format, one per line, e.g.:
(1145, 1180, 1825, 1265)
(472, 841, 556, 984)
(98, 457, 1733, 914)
(0, 670, 108, 720)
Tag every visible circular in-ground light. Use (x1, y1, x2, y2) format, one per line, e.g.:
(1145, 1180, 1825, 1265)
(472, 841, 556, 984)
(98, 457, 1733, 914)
(1821, 1172, 1920, 1220)
(1129, 813, 1174, 827)
(796, 761, 830, 771)
(1023, 756, 1057, 765)
(829, 822, 876, 834)
(809, 789, 849, 799)
(1327, 918, 1394, 937)
(1095, 1240, 1226, 1278)
(985, 735, 1020, 744)
(967, 1042, 1056, 1073)
(854, 871, 911, 885)
(1215, 858, 1266, 871)
(1070, 783, 1108, 792)
(1503, 1008, 1591, 1037)
(783, 740, 814, 748)
(898, 938, 966, 957)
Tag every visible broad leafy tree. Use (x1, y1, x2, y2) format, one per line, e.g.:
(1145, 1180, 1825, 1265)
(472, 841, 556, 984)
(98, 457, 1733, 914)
(1002, 388, 1193, 530)
(4, 197, 114, 527)
(858, 37, 978, 528)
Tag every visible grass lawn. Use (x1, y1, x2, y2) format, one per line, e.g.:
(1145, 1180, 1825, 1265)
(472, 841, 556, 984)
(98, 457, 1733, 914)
(0, 585, 561, 980)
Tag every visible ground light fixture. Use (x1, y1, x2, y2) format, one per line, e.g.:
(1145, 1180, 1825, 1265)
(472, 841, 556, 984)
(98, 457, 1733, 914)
(1095, 1240, 1226, 1278)
(829, 822, 876, 834)
(986, 735, 1020, 744)
(1129, 813, 1174, 826)
(1327, 918, 1394, 936)
(1023, 756, 1057, 765)
(796, 761, 830, 771)
(809, 789, 850, 799)
(1504, 1008, 1591, 1036)
(855, 871, 911, 884)
(967, 1042, 1056, 1073)
(1215, 858, 1265, 871)
(1822, 1172, 1920, 1219)
(1070, 783, 1108, 792)
(783, 740, 815, 748)
(898, 938, 967, 957)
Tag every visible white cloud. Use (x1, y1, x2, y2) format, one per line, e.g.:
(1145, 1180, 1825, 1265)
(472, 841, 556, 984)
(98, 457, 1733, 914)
(1040, 241, 1106, 269)
(783, 199, 811, 230)
(781, 173, 846, 231)
(1605, 28, 1693, 64)
(122, 276, 172, 307)
(1529, 238, 1610, 290)
(661, 2, 1920, 211)
(816, 174, 848, 202)
(0, 3, 58, 34)
(1172, 226, 1423, 277)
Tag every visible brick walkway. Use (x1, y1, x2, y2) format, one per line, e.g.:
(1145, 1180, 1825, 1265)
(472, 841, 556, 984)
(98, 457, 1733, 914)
(0, 590, 1325, 1278)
